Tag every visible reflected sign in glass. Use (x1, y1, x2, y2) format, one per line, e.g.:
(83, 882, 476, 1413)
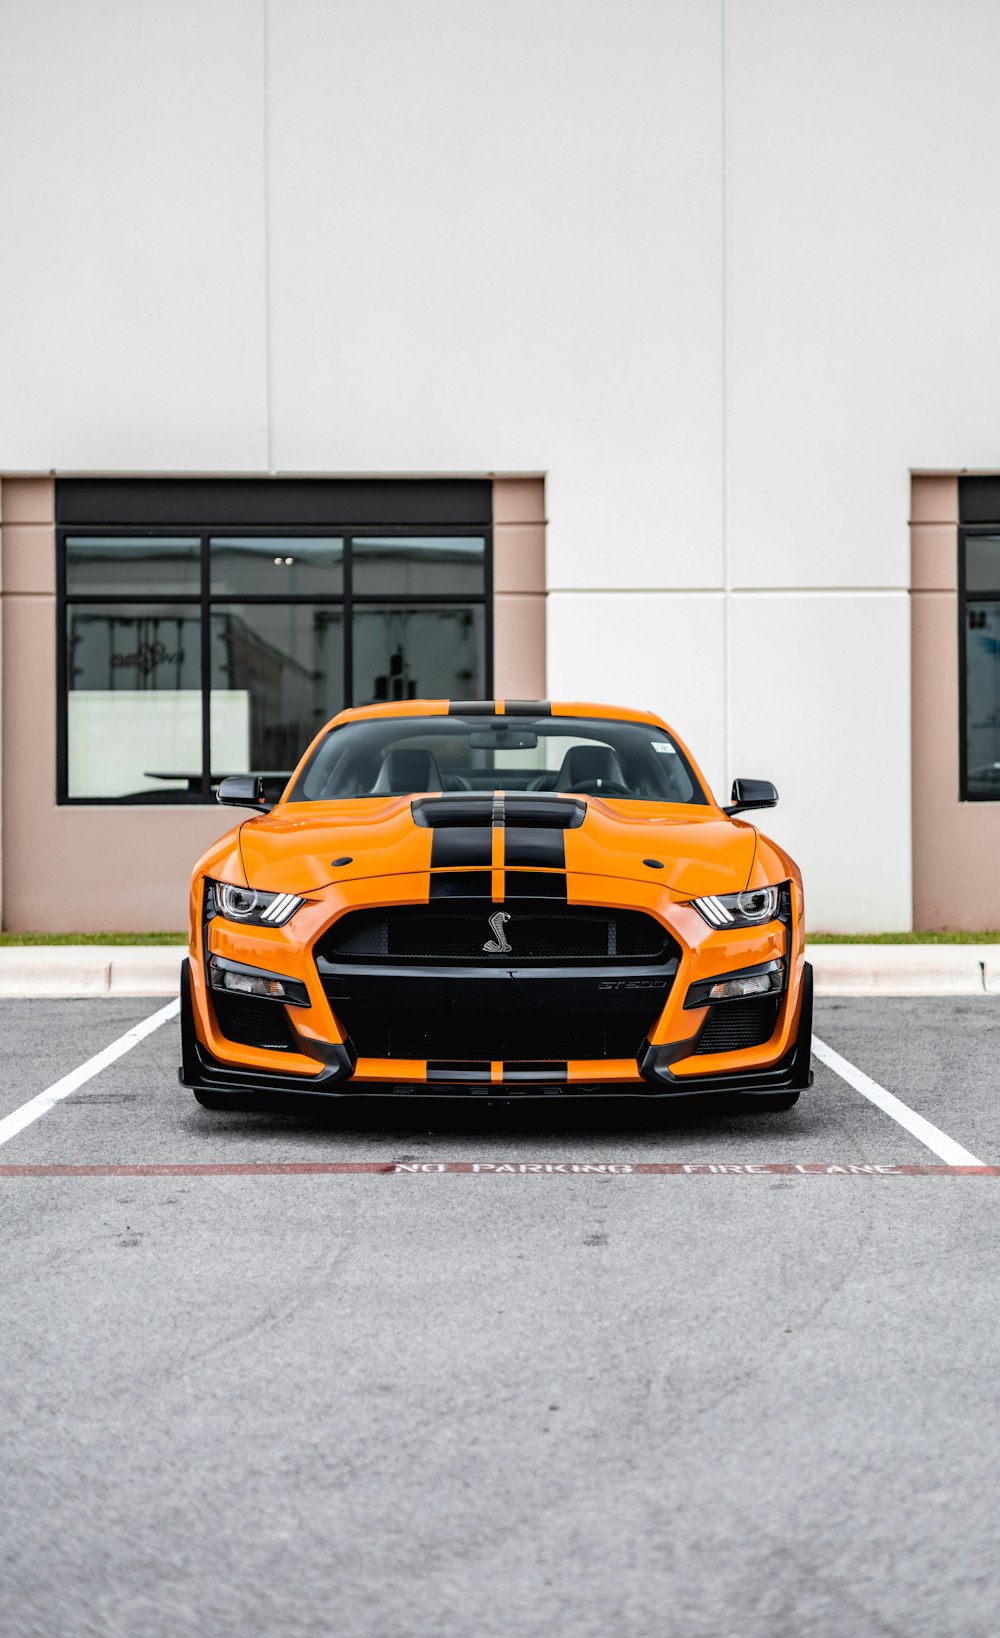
(66, 604, 202, 800)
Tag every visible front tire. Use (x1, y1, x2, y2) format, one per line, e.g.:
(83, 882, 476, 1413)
(741, 1090, 800, 1113)
(193, 1089, 229, 1110)
(736, 961, 812, 1114)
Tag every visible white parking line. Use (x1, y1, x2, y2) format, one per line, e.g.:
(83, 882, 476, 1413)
(0, 1006, 985, 1169)
(0, 999, 180, 1150)
(812, 1033, 985, 1167)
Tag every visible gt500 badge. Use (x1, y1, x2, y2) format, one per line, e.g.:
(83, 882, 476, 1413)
(598, 979, 666, 990)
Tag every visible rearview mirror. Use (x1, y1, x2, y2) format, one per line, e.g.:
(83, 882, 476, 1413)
(217, 775, 272, 812)
(724, 778, 778, 816)
(468, 729, 539, 750)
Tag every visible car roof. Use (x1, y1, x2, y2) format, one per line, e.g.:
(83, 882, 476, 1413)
(328, 698, 667, 728)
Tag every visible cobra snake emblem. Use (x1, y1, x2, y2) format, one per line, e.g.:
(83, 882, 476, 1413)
(483, 910, 512, 954)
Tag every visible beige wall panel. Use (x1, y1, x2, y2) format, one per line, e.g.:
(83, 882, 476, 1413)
(493, 595, 546, 701)
(912, 589, 1000, 929)
(492, 479, 546, 527)
(2, 596, 240, 932)
(910, 475, 958, 526)
(493, 523, 546, 595)
(2, 525, 56, 596)
(2, 479, 54, 525)
(911, 524, 957, 594)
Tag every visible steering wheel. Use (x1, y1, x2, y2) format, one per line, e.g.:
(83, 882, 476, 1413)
(564, 779, 632, 797)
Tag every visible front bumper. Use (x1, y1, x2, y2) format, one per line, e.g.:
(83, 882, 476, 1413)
(179, 954, 814, 1101)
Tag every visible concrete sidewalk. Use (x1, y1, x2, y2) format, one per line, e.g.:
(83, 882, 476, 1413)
(0, 943, 997, 998)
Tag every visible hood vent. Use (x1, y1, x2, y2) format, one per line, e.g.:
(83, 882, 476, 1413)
(411, 793, 585, 830)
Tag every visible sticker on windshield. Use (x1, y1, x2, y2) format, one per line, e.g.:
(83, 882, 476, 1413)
(651, 741, 676, 754)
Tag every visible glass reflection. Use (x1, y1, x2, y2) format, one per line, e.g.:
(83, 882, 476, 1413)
(966, 601, 1000, 797)
(352, 605, 484, 705)
(66, 537, 200, 596)
(352, 537, 485, 596)
(210, 537, 344, 596)
(966, 536, 1000, 594)
(210, 604, 344, 779)
(66, 604, 202, 800)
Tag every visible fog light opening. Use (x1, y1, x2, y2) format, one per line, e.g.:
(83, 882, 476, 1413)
(208, 956, 308, 1007)
(708, 971, 776, 1002)
(684, 957, 786, 1010)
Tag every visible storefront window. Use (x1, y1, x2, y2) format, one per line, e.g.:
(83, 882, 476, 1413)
(353, 605, 484, 703)
(57, 484, 491, 803)
(209, 537, 344, 596)
(210, 605, 344, 775)
(66, 604, 202, 800)
(962, 533, 1000, 799)
(351, 536, 484, 595)
(66, 536, 201, 596)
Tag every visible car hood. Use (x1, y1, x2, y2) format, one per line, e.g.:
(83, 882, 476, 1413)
(238, 794, 757, 900)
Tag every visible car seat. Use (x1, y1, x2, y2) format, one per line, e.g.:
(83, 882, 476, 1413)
(551, 744, 627, 790)
(370, 748, 445, 794)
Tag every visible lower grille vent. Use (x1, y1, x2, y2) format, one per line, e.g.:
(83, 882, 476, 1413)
(334, 1009, 651, 1062)
(212, 992, 295, 1052)
(694, 997, 780, 1055)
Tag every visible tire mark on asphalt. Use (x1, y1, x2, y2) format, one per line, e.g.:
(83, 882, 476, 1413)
(173, 1189, 362, 1377)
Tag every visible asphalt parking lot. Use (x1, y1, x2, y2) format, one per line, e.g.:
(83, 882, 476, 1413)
(2, 997, 999, 1638)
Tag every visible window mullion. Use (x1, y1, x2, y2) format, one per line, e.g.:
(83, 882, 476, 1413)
(344, 535, 354, 709)
(201, 533, 211, 800)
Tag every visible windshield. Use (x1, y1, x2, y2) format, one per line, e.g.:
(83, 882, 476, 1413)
(287, 714, 707, 805)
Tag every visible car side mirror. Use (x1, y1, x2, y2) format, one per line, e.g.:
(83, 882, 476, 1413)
(217, 775, 272, 812)
(724, 778, 778, 816)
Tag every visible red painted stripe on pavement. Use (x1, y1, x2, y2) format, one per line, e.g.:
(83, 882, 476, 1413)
(0, 1161, 996, 1177)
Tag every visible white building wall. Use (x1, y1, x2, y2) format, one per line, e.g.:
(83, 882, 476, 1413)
(4, 0, 1000, 927)
(0, 0, 269, 471)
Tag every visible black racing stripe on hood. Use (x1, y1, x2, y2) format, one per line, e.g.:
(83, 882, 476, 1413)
(429, 871, 493, 898)
(430, 828, 493, 868)
(504, 828, 566, 869)
(504, 795, 584, 829)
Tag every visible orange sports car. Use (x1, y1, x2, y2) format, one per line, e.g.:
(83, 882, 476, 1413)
(180, 700, 812, 1108)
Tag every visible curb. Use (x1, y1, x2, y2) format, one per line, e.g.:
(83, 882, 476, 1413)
(810, 944, 999, 997)
(0, 944, 998, 999)
(0, 947, 184, 999)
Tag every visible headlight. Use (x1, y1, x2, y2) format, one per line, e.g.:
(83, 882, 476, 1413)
(688, 884, 783, 929)
(206, 878, 305, 927)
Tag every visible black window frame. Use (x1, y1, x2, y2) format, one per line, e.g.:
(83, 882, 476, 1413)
(57, 520, 493, 806)
(957, 522, 1000, 802)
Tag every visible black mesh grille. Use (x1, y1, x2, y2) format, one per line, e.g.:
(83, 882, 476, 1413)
(694, 998, 780, 1055)
(336, 1009, 651, 1062)
(321, 904, 669, 964)
(211, 992, 296, 1052)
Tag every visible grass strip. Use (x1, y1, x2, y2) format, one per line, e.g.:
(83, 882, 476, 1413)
(0, 932, 187, 946)
(807, 931, 1000, 944)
